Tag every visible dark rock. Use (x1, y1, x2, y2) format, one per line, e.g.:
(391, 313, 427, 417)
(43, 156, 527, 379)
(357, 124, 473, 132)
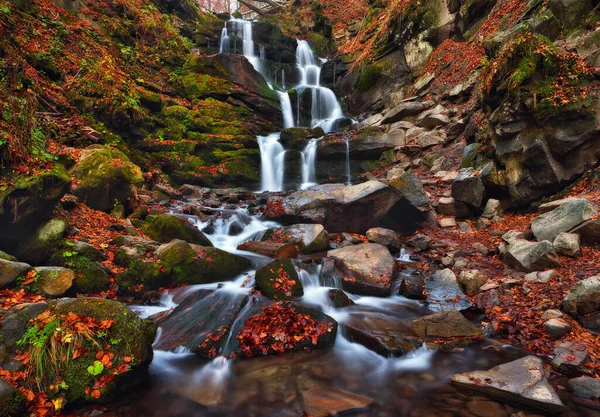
(411, 310, 485, 348)
(380, 101, 428, 124)
(552, 342, 589, 375)
(406, 234, 430, 251)
(301, 386, 373, 417)
(451, 168, 485, 211)
(143, 214, 212, 246)
(0, 379, 26, 417)
(255, 258, 303, 300)
(15, 218, 67, 264)
(548, 0, 594, 29)
(261, 224, 329, 254)
(571, 219, 600, 244)
(0, 259, 30, 288)
(399, 270, 426, 299)
(438, 197, 471, 218)
(501, 238, 560, 272)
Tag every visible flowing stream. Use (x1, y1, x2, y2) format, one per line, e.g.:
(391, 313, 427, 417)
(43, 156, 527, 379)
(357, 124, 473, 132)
(219, 19, 346, 191)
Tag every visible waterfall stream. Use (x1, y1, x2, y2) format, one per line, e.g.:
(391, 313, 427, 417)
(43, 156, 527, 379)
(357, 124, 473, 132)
(218, 19, 346, 191)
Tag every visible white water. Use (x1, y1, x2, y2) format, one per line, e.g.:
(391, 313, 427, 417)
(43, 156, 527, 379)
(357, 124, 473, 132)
(219, 23, 229, 54)
(257, 133, 286, 192)
(300, 138, 319, 189)
(277, 91, 295, 129)
(345, 136, 352, 185)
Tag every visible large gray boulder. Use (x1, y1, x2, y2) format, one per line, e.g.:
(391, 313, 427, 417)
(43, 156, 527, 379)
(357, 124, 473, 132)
(424, 269, 473, 312)
(264, 181, 426, 234)
(451, 168, 485, 211)
(563, 276, 600, 316)
(531, 198, 596, 242)
(322, 243, 395, 296)
(451, 356, 564, 413)
(388, 171, 430, 208)
(501, 238, 560, 272)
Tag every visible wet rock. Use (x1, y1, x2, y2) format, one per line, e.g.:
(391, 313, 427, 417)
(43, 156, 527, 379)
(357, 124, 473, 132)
(406, 234, 430, 251)
(237, 241, 299, 258)
(142, 214, 212, 246)
(501, 238, 560, 272)
(70, 145, 143, 213)
(322, 244, 395, 297)
(366, 227, 401, 250)
(458, 270, 488, 295)
(15, 218, 67, 264)
(264, 181, 426, 234)
(452, 168, 485, 211)
(440, 217, 457, 228)
(411, 311, 484, 348)
(0, 259, 30, 288)
(424, 269, 473, 312)
(568, 377, 600, 399)
(451, 356, 564, 413)
(544, 318, 572, 339)
(301, 385, 373, 417)
(261, 224, 329, 254)
(33, 267, 75, 297)
(571, 219, 600, 244)
(553, 232, 580, 257)
(255, 259, 303, 300)
(551, 342, 589, 375)
(0, 379, 26, 417)
(438, 197, 471, 218)
(525, 270, 557, 284)
(326, 289, 354, 308)
(563, 276, 600, 316)
(399, 270, 426, 299)
(531, 198, 597, 242)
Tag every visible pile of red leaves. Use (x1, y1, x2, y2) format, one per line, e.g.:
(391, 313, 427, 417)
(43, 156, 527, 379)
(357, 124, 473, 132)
(237, 302, 332, 356)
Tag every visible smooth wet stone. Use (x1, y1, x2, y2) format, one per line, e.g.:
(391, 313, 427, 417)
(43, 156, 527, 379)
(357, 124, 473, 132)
(568, 377, 600, 399)
(255, 258, 303, 300)
(466, 400, 509, 417)
(551, 342, 589, 375)
(411, 311, 484, 348)
(323, 243, 395, 296)
(451, 356, 564, 413)
(424, 269, 473, 312)
(301, 386, 373, 417)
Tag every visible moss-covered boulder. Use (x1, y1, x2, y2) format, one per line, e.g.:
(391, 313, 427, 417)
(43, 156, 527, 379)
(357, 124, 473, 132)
(142, 214, 212, 246)
(70, 146, 143, 213)
(255, 258, 303, 300)
(32, 267, 75, 297)
(49, 250, 111, 294)
(0, 259, 30, 288)
(0, 164, 70, 253)
(261, 224, 329, 254)
(15, 218, 67, 264)
(0, 379, 26, 417)
(115, 257, 170, 294)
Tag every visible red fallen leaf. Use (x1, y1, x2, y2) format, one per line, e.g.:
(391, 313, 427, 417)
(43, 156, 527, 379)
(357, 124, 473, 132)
(101, 354, 111, 366)
(72, 347, 87, 360)
(96, 351, 105, 360)
(117, 364, 130, 374)
(91, 389, 101, 399)
(123, 355, 132, 363)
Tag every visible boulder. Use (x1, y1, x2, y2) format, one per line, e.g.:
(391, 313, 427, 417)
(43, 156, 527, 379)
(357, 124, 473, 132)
(365, 227, 400, 249)
(568, 377, 600, 399)
(70, 146, 143, 213)
(439, 217, 457, 228)
(0, 259, 30, 288)
(482, 199, 503, 219)
(451, 168, 485, 211)
(552, 342, 589, 375)
(142, 214, 212, 246)
(33, 267, 75, 297)
(571, 219, 600, 244)
(458, 270, 488, 295)
(525, 270, 557, 284)
(411, 311, 484, 348)
(261, 224, 329, 254)
(501, 239, 560, 272)
(451, 356, 564, 413)
(388, 171, 430, 208)
(531, 198, 596, 242)
(322, 244, 395, 296)
(399, 270, 426, 299)
(424, 269, 473, 312)
(0, 379, 26, 417)
(264, 181, 425, 234)
(437, 197, 470, 218)
(49, 250, 111, 294)
(255, 258, 303, 300)
(406, 234, 430, 251)
(15, 218, 67, 264)
(544, 318, 572, 339)
(553, 232, 580, 257)
(380, 101, 428, 124)
(563, 276, 600, 316)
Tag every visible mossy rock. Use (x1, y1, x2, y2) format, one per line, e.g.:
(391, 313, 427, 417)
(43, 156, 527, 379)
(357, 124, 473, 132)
(31, 266, 75, 298)
(15, 218, 67, 264)
(0, 379, 26, 417)
(49, 251, 111, 294)
(48, 298, 156, 405)
(255, 259, 303, 300)
(70, 145, 143, 213)
(116, 258, 170, 293)
(142, 214, 212, 246)
(0, 251, 17, 262)
(462, 143, 482, 168)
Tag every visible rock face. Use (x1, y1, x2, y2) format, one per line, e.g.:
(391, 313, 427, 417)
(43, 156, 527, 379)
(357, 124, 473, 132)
(143, 214, 213, 246)
(530, 198, 596, 242)
(451, 356, 564, 413)
(411, 311, 484, 347)
(424, 269, 473, 312)
(264, 181, 426, 234)
(70, 145, 143, 213)
(261, 224, 329, 254)
(255, 258, 303, 300)
(0, 259, 30, 288)
(322, 244, 395, 296)
(563, 276, 600, 316)
(451, 168, 485, 211)
(501, 238, 560, 272)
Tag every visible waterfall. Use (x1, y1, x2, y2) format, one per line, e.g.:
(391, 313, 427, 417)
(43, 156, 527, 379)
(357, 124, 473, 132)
(281, 69, 286, 90)
(257, 133, 286, 192)
(277, 91, 295, 129)
(345, 137, 352, 186)
(219, 23, 229, 54)
(301, 138, 319, 189)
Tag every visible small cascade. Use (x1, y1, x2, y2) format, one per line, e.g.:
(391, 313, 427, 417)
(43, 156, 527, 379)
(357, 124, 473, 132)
(219, 23, 229, 54)
(277, 91, 295, 129)
(300, 138, 319, 189)
(345, 137, 352, 186)
(281, 69, 286, 89)
(257, 133, 286, 192)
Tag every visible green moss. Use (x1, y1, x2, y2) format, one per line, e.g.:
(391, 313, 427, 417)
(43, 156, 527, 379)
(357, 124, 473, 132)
(142, 214, 212, 245)
(179, 73, 233, 100)
(56, 253, 111, 294)
(169, 247, 252, 285)
(255, 258, 303, 300)
(357, 62, 388, 92)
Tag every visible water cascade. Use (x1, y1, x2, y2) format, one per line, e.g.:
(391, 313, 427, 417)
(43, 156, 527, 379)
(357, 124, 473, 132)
(345, 137, 352, 186)
(257, 133, 286, 192)
(300, 138, 319, 189)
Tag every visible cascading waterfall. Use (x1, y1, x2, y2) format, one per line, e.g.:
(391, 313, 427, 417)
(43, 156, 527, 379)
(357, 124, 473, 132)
(345, 137, 352, 186)
(219, 19, 346, 191)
